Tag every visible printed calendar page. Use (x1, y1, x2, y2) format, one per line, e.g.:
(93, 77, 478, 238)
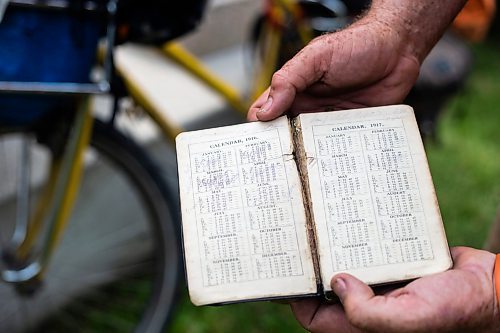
(177, 117, 317, 305)
(299, 106, 451, 290)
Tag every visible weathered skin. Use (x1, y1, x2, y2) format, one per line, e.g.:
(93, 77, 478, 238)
(291, 247, 499, 333)
(247, 0, 468, 121)
(247, 1, 500, 331)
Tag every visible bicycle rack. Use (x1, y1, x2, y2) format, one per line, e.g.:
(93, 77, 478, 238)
(0, 0, 117, 96)
(0, 0, 117, 284)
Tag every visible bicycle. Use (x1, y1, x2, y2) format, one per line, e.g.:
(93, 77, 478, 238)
(0, 1, 187, 332)
(0, 0, 341, 331)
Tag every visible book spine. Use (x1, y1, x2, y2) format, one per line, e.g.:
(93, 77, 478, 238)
(290, 117, 322, 288)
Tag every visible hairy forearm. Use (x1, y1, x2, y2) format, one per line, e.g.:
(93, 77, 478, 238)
(364, 0, 467, 62)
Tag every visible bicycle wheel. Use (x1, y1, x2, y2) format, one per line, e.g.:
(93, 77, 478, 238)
(0, 119, 181, 332)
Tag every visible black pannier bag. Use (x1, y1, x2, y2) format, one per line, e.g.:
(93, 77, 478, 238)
(116, 0, 208, 45)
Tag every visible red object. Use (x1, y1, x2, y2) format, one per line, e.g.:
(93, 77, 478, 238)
(452, 0, 496, 42)
(495, 254, 500, 307)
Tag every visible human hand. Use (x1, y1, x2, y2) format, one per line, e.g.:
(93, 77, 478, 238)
(247, 19, 420, 121)
(247, 0, 467, 122)
(291, 247, 500, 333)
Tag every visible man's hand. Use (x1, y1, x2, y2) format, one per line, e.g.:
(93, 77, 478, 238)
(247, 0, 467, 122)
(247, 19, 420, 121)
(291, 247, 499, 333)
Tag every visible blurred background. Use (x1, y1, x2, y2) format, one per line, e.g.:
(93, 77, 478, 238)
(0, 0, 498, 332)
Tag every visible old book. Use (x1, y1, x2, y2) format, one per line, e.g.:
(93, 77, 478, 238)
(176, 105, 452, 306)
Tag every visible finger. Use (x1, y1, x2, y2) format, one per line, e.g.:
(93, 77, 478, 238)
(290, 298, 322, 328)
(450, 246, 496, 273)
(257, 41, 328, 121)
(291, 299, 362, 333)
(286, 95, 371, 117)
(247, 88, 270, 121)
(331, 274, 375, 312)
(331, 274, 413, 332)
(255, 71, 295, 121)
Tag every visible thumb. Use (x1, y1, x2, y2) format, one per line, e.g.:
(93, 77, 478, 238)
(256, 41, 326, 121)
(331, 273, 375, 313)
(255, 71, 298, 121)
(331, 274, 402, 332)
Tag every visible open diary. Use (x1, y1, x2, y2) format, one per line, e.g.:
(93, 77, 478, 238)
(176, 105, 452, 306)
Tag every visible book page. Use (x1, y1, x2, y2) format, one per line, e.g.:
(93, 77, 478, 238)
(176, 116, 317, 305)
(298, 105, 452, 292)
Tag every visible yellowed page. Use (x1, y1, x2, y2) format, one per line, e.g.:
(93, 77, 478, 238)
(176, 116, 317, 305)
(298, 105, 452, 292)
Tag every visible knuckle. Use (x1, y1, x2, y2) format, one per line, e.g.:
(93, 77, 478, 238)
(270, 71, 288, 89)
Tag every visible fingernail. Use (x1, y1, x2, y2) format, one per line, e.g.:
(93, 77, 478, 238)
(258, 97, 273, 114)
(332, 277, 346, 298)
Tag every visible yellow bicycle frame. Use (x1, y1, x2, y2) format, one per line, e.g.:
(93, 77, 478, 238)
(11, 98, 93, 281)
(250, 0, 313, 100)
(9, 0, 313, 282)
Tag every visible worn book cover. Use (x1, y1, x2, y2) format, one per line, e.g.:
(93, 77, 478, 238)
(176, 105, 452, 306)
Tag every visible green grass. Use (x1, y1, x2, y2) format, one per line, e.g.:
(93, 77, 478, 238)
(169, 39, 500, 333)
(170, 293, 304, 333)
(426, 41, 500, 247)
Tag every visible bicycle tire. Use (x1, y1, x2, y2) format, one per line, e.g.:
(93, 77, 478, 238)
(0, 119, 181, 333)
